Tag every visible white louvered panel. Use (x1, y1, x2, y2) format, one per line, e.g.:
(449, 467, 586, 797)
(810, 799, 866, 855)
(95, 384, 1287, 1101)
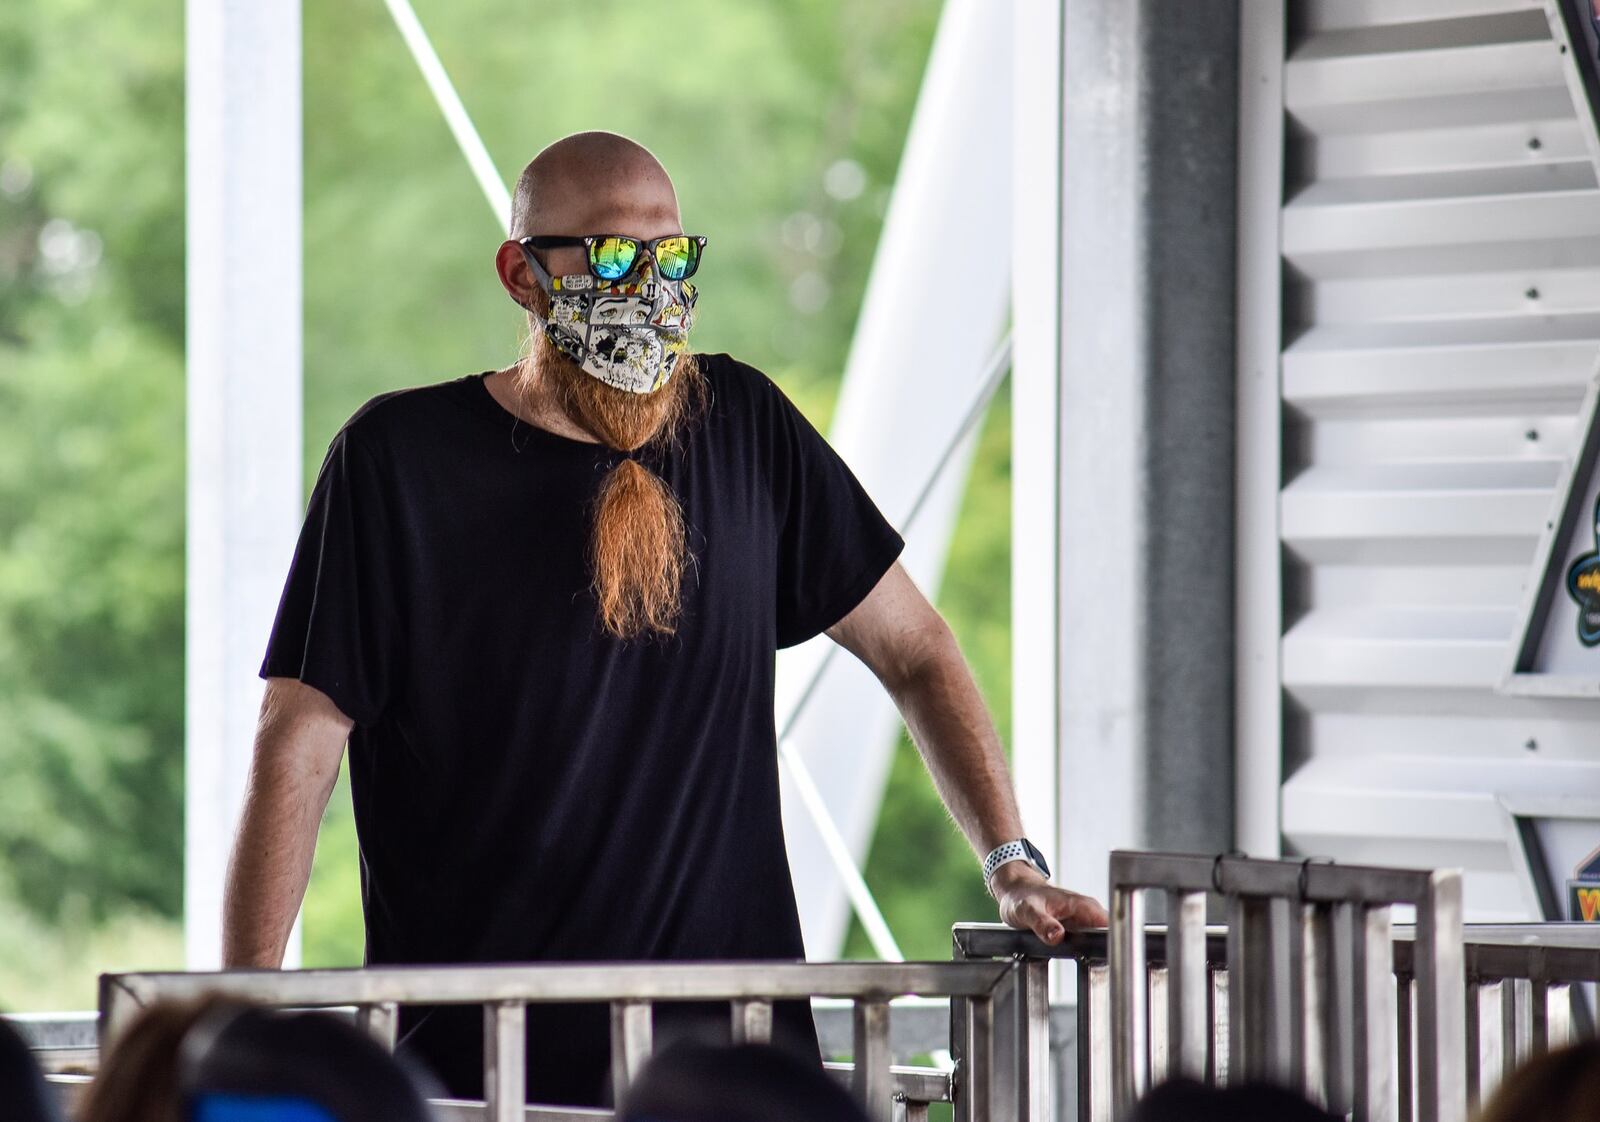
(1306, 113, 1586, 179)
(1298, 0, 1540, 35)
(1267, 1, 1600, 919)
(1284, 165, 1600, 280)
(1286, 11, 1560, 133)
(1305, 263, 1600, 323)
(1285, 316, 1599, 416)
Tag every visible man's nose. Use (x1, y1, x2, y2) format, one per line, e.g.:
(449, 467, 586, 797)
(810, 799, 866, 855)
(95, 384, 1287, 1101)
(633, 253, 659, 290)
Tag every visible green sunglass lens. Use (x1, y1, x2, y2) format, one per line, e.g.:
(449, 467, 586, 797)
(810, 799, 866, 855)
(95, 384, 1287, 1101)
(653, 236, 696, 280)
(590, 237, 639, 281)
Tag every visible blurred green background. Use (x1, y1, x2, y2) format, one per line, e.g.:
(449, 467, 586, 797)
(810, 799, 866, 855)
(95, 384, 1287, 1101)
(0, 0, 1006, 1010)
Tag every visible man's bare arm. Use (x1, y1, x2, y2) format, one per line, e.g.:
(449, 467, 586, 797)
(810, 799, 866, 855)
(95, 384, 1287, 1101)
(220, 677, 352, 968)
(826, 562, 1109, 944)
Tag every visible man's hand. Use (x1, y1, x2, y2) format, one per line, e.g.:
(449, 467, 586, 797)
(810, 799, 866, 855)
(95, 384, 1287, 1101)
(990, 863, 1109, 945)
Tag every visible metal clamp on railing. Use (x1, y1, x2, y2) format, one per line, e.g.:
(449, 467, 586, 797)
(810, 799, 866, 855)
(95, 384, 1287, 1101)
(98, 961, 1018, 1122)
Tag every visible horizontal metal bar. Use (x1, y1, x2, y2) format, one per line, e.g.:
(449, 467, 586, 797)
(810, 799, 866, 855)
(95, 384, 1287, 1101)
(106, 961, 1011, 1009)
(823, 1062, 955, 1104)
(953, 922, 1229, 965)
(430, 1069, 954, 1122)
(1108, 851, 1437, 905)
(29, 1047, 97, 1076)
(430, 1101, 610, 1121)
(956, 921, 1600, 984)
(1390, 931, 1600, 984)
(1108, 851, 1219, 894)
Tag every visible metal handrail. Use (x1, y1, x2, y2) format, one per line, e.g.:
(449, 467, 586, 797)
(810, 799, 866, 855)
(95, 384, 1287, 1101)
(99, 960, 1019, 1122)
(956, 904, 1600, 1122)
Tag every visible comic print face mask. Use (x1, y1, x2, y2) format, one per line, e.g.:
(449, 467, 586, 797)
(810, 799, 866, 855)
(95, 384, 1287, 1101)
(516, 242, 698, 395)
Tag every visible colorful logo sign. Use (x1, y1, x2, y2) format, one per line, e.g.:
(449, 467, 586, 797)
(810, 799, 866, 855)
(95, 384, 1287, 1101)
(1568, 843, 1600, 922)
(1565, 494, 1600, 648)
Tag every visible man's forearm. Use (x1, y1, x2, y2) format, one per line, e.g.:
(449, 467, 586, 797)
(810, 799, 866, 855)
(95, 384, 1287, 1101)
(221, 762, 328, 967)
(883, 622, 1026, 858)
(221, 690, 345, 968)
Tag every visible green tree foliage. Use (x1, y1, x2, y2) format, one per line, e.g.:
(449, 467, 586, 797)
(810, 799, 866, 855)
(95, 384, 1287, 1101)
(0, 0, 185, 924)
(2, 0, 1015, 1003)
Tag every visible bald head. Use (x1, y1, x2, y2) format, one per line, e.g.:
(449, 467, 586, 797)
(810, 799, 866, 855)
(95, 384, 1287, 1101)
(509, 131, 680, 240)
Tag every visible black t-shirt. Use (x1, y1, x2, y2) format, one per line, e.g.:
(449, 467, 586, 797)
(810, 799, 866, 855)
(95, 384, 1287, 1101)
(259, 354, 905, 1105)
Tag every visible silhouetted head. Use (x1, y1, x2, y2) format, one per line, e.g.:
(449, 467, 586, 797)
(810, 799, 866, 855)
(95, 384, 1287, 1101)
(0, 1016, 63, 1122)
(1476, 1039, 1600, 1122)
(619, 1041, 870, 1122)
(1127, 1077, 1340, 1122)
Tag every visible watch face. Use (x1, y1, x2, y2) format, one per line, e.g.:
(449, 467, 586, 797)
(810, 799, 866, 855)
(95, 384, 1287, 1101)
(1022, 838, 1052, 880)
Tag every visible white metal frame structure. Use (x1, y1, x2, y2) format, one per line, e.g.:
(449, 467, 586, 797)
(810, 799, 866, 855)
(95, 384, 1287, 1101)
(185, 0, 305, 969)
(1010, 0, 1068, 907)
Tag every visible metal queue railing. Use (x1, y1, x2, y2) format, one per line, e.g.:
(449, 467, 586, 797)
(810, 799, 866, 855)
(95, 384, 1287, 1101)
(956, 853, 1600, 1122)
(98, 961, 1024, 1122)
(80, 853, 1600, 1122)
(1105, 851, 1467, 1122)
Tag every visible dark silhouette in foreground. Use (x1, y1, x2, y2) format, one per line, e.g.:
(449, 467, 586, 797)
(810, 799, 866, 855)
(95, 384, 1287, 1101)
(620, 1041, 870, 1122)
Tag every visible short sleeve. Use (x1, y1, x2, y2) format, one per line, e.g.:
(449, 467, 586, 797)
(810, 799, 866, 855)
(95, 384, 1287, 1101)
(763, 377, 906, 648)
(259, 429, 402, 726)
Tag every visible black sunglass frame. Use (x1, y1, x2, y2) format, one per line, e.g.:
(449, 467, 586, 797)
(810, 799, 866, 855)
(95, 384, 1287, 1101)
(520, 234, 707, 282)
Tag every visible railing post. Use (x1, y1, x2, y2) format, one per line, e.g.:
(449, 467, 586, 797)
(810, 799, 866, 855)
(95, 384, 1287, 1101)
(959, 995, 993, 1122)
(1465, 979, 1482, 1113)
(853, 998, 893, 1122)
(1349, 904, 1396, 1122)
(951, 984, 973, 1122)
(1298, 902, 1338, 1109)
(1227, 894, 1281, 1086)
(1167, 889, 1209, 1081)
(1412, 870, 1465, 1122)
(97, 974, 142, 1057)
(610, 1000, 654, 1107)
(1079, 961, 1111, 1122)
(1396, 975, 1414, 1122)
(1014, 957, 1051, 1122)
(1109, 884, 1147, 1115)
(731, 999, 773, 1044)
(1548, 983, 1574, 1049)
(483, 1000, 525, 1122)
(357, 1001, 399, 1051)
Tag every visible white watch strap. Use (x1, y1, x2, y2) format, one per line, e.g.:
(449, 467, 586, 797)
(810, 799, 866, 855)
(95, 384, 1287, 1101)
(983, 840, 1044, 884)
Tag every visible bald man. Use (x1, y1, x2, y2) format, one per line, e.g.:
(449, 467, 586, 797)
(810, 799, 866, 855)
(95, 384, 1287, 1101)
(223, 131, 1108, 1106)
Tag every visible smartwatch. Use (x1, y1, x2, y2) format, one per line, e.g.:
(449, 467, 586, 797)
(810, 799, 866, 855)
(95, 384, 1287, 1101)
(983, 837, 1051, 893)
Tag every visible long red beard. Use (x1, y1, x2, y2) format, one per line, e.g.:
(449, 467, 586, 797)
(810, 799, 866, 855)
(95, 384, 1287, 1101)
(517, 330, 701, 453)
(514, 330, 706, 638)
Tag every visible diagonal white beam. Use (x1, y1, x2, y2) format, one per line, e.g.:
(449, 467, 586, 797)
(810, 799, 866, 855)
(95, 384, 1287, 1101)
(379, 0, 511, 231)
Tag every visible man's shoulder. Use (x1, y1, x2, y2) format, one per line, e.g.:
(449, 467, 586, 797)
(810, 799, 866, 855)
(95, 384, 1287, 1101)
(696, 352, 788, 420)
(333, 373, 481, 451)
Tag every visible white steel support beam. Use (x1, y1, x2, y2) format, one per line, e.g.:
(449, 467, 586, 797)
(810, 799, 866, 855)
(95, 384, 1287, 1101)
(1012, 0, 1067, 920)
(776, 0, 1014, 957)
(185, 0, 304, 967)
(1058, 0, 1241, 910)
(1234, 0, 1286, 858)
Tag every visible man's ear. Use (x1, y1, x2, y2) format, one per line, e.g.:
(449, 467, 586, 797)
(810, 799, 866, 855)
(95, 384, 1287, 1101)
(495, 240, 538, 310)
